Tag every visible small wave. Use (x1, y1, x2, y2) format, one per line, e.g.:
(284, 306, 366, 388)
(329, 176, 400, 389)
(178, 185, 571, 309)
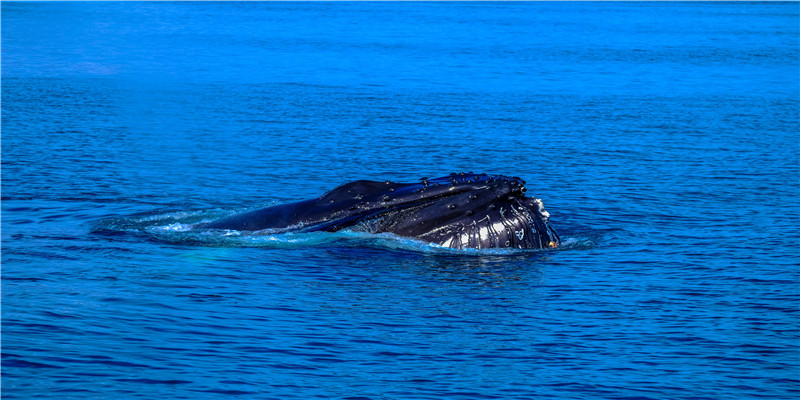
(556, 236, 598, 251)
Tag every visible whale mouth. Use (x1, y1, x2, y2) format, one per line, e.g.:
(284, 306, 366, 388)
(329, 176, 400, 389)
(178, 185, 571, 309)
(344, 173, 560, 250)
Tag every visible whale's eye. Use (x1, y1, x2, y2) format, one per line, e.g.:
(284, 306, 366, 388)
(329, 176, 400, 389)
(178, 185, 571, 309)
(466, 210, 474, 216)
(448, 204, 456, 210)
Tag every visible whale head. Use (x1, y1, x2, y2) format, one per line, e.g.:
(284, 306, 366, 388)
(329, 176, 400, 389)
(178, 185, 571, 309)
(316, 173, 560, 250)
(203, 173, 560, 250)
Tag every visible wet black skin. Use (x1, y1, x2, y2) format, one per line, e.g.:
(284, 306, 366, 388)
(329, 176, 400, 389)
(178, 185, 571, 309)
(201, 173, 560, 250)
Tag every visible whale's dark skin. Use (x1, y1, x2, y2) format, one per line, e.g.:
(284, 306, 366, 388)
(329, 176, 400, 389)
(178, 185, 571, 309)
(201, 173, 560, 250)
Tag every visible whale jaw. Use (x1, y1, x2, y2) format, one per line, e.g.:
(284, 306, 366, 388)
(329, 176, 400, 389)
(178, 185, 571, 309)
(360, 176, 559, 250)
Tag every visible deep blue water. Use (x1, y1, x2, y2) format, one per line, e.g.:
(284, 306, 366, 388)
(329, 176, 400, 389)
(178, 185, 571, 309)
(2, 2, 799, 399)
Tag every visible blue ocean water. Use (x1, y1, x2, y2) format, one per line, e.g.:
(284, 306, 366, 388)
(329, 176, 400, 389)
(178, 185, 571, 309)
(2, 2, 799, 399)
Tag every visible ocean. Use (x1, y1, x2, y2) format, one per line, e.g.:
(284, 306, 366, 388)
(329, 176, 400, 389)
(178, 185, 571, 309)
(2, 2, 798, 399)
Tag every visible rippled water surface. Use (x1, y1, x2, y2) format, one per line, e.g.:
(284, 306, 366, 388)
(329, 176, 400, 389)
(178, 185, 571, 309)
(2, 2, 799, 399)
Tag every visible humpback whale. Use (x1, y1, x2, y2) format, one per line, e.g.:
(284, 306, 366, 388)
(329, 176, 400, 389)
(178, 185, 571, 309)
(202, 173, 560, 250)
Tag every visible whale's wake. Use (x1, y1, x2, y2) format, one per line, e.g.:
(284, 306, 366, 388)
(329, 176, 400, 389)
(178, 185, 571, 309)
(95, 205, 596, 255)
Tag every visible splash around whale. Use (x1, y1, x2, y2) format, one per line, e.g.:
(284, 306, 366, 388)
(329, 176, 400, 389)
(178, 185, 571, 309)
(201, 173, 560, 250)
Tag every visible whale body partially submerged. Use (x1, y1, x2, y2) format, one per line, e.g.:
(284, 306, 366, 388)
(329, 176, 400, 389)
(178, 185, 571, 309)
(202, 173, 560, 250)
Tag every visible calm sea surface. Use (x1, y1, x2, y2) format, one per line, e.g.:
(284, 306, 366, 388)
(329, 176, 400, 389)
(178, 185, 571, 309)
(2, 2, 798, 399)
